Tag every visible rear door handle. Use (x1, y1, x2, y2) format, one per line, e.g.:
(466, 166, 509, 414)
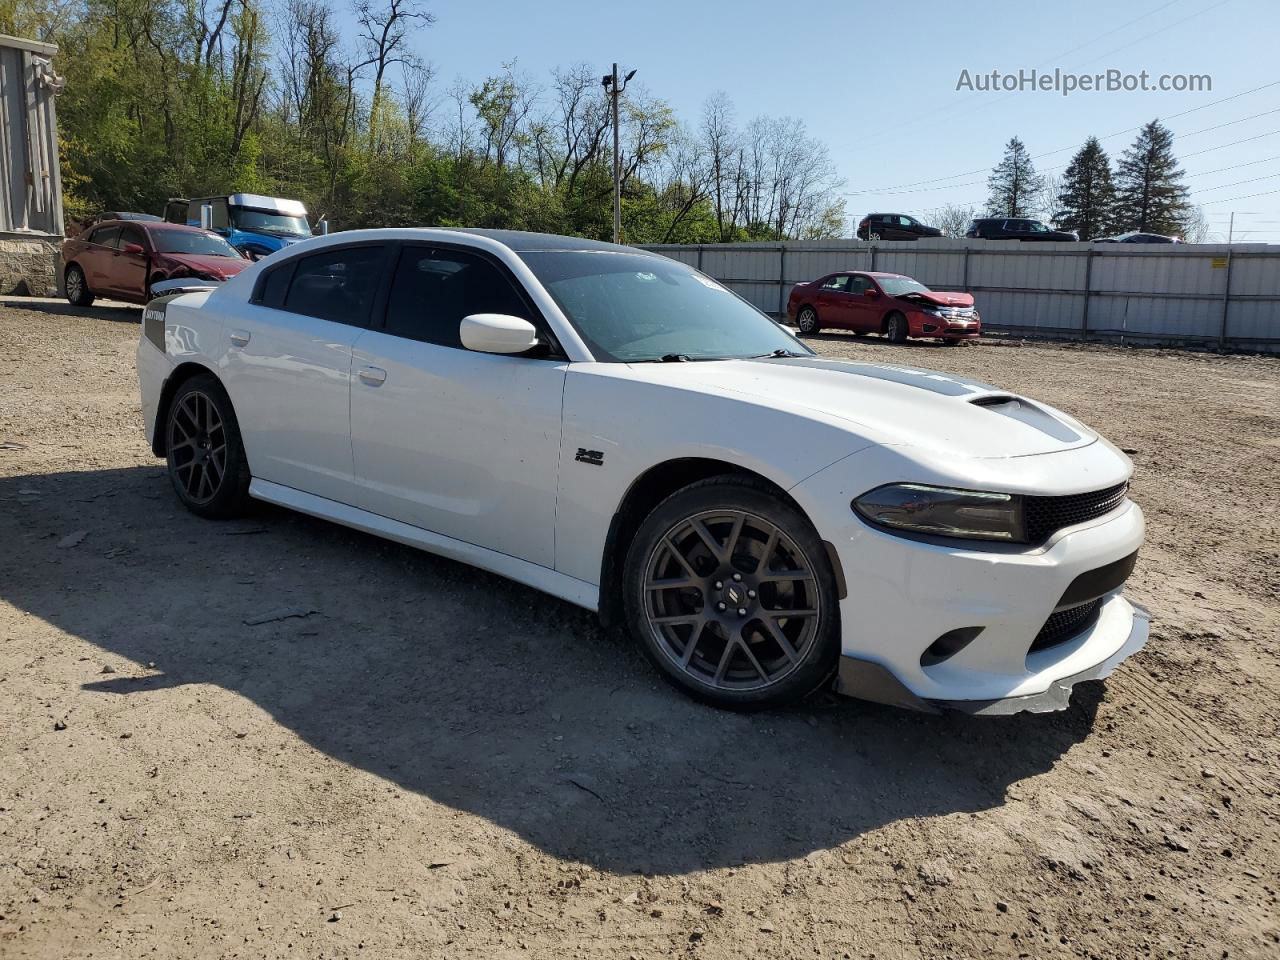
(229, 329, 250, 347)
(357, 365, 387, 386)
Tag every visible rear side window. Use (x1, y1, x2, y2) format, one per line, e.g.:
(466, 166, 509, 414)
(90, 225, 121, 248)
(282, 245, 386, 325)
(383, 246, 529, 348)
(256, 261, 295, 308)
(820, 275, 849, 292)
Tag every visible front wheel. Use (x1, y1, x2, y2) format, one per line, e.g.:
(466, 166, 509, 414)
(165, 374, 251, 519)
(796, 306, 820, 335)
(886, 312, 908, 344)
(65, 265, 94, 307)
(622, 477, 841, 710)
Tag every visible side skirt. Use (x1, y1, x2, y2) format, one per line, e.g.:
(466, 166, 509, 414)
(249, 479, 601, 613)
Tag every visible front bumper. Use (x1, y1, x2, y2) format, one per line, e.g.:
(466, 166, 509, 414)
(791, 443, 1146, 714)
(836, 599, 1149, 714)
(910, 311, 982, 338)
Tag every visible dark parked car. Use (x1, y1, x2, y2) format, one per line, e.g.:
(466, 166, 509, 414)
(965, 218, 1078, 241)
(1093, 232, 1181, 244)
(62, 220, 249, 307)
(857, 213, 942, 241)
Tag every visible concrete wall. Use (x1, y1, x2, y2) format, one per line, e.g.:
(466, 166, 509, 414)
(641, 239, 1280, 354)
(0, 35, 63, 296)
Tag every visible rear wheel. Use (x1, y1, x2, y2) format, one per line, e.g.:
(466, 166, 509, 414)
(165, 374, 251, 519)
(65, 265, 94, 307)
(622, 477, 840, 710)
(886, 312, 908, 344)
(796, 306, 820, 335)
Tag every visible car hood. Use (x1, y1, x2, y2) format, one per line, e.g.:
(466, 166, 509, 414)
(624, 356, 1097, 460)
(897, 290, 975, 307)
(164, 253, 249, 277)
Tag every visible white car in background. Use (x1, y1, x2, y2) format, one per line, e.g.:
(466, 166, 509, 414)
(136, 229, 1148, 712)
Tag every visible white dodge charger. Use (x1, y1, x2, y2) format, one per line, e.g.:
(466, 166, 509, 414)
(136, 229, 1148, 712)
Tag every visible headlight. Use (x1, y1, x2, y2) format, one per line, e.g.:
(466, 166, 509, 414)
(853, 484, 1024, 542)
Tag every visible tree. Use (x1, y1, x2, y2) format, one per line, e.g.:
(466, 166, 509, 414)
(353, 0, 434, 151)
(926, 203, 978, 238)
(985, 137, 1044, 218)
(1055, 137, 1117, 240)
(1114, 119, 1189, 235)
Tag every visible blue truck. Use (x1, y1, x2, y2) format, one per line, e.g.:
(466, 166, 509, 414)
(163, 194, 319, 260)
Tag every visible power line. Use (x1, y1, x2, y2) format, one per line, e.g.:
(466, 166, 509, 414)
(843, 80, 1280, 196)
(1202, 187, 1280, 205)
(1192, 171, 1280, 195)
(858, 134, 1280, 202)
(853, 0, 1185, 148)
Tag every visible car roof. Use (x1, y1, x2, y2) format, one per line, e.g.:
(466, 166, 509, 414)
(93, 219, 216, 234)
(449, 228, 647, 254)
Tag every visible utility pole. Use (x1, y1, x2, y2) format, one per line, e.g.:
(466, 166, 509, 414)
(602, 63, 636, 244)
(1228, 211, 1235, 244)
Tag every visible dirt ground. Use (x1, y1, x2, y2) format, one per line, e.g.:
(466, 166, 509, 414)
(1, 299, 1278, 960)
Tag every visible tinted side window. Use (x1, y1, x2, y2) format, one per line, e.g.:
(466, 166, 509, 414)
(91, 225, 121, 248)
(848, 275, 871, 294)
(283, 245, 386, 325)
(383, 246, 529, 348)
(120, 225, 146, 250)
(256, 261, 295, 308)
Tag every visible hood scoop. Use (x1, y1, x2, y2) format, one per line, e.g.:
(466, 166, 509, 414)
(970, 394, 1082, 443)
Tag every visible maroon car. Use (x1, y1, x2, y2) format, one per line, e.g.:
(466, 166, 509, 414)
(787, 271, 981, 345)
(62, 220, 249, 307)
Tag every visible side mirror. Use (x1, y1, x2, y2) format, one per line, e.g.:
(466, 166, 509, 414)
(122, 242, 145, 255)
(865, 288, 881, 298)
(459, 313, 541, 355)
(316, 219, 329, 235)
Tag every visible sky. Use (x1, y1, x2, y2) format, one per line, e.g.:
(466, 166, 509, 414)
(346, 0, 1280, 241)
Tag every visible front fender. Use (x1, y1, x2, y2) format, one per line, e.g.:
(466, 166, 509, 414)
(553, 364, 874, 585)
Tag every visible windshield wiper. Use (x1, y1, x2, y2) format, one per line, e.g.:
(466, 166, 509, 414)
(750, 348, 807, 358)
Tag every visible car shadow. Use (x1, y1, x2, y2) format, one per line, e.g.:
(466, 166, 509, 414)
(1, 466, 1104, 875)
(1, 297, 141, 324)
(800, 331, 957, 349)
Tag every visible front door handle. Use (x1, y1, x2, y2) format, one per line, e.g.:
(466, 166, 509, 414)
(229, 329, 250, 347)
(357, 365, 387, 386)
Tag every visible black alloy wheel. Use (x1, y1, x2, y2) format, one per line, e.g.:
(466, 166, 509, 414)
(624, 478, 839, 709)
(165, 375, 251, 518)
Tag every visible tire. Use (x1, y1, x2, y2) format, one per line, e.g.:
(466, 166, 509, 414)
(869, 231, 882, 240)
(886, 312, 908, 344)
(796, 306, 820, 335)
(65, 265, 94, 307)
(622, 476, 841, 710)
(164, 374, 251, 519)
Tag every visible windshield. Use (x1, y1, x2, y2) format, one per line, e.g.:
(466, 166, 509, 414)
(230, 207, 311, 237)
(519, 251, 813, 362)
(877, 276, 931, 296)
(153, 231, 243, 257)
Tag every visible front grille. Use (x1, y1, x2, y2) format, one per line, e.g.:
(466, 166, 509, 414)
(1024, 482, 1128, 543)
(1029, 599, 1102, 654)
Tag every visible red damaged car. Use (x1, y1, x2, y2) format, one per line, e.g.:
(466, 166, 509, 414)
(62, 220, 249, 307)
(787, 271, 980, 345)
